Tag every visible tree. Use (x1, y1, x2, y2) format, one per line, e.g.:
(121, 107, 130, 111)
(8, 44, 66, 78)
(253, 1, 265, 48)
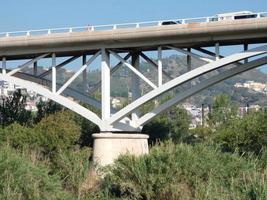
(35, 100, 62, 123)
(208, 94, 237, 128)
(142, 115, 170, 144)
(0, 89, 33, 127)
(169, 107, 190, 143)
(73, 104, 100, 147)
(215, 110, 267, 154)
(34, 110, 81, 155)
(142, 106, 190, 144)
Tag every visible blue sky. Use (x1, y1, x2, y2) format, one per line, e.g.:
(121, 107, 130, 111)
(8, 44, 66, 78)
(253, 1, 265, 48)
(1, 0, 267, 72)
(0, 0, 266, 32)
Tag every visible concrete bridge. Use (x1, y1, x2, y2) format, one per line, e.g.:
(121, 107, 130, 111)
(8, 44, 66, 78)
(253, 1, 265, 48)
(1, 12, 267, 165)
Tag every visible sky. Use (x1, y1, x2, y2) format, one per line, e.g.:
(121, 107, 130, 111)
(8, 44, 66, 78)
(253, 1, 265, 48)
(0, 0, 267, 72)
(0, 0, 266, 32)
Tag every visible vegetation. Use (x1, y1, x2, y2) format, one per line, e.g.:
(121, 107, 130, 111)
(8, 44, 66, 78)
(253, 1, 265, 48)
(0, 90, 33, 127)
(102, 142, 267, 200)
(0, 145, 71, 200)
(0, 90, 266, 199)
(215, 110, 267, 155)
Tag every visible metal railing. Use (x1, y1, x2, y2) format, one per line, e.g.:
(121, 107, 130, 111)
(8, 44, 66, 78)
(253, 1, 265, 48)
(0, 12, 266, 38)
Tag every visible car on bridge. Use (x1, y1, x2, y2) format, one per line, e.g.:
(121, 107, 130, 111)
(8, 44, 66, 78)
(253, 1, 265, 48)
(210, 11, 265, 22)
(160, 20, 181, 25)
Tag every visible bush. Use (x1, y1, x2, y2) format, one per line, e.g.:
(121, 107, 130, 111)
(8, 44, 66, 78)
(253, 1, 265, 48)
(0, 123, 40, 149)
(142, 107, 190, 144)
(0, 89, 34, 127)
(0, 110, 81, 158)
(53, 148, 92, 198)
(102, 142, 267, 200)
(214, 111, 267, 154)
(33, 110, 81, 156)
(35, 100, 62, 123)
(0, 145, 71, 200)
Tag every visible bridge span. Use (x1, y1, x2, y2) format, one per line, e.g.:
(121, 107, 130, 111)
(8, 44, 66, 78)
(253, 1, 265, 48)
(1, 14, 267, 165)
(1, 17, 267, 59)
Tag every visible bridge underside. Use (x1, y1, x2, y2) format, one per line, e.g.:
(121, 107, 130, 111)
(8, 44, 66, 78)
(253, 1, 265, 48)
(0, 41, 267, 132)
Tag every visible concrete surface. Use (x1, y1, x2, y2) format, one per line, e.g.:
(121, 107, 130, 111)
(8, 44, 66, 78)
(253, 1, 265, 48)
(1, 18, 267, 59)
(92, 133, 149, 166)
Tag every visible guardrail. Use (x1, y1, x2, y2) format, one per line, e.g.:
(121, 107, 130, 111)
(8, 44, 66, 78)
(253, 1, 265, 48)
(0, 12, 266, 38)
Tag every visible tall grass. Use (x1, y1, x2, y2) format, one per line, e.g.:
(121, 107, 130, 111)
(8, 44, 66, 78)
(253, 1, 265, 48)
(0, 144, 72, 200)
(101, 142, 267, 200)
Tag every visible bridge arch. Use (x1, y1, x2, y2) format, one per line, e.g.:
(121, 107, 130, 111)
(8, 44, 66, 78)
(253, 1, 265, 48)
(136, 56, 267, 127)
(0, 74, 104, 129)
(107, 45, 267, 126)
(0, 45, 267, 132)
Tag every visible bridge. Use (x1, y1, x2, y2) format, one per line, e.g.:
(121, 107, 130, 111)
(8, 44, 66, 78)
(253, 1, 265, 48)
(1, 12, 267, 165)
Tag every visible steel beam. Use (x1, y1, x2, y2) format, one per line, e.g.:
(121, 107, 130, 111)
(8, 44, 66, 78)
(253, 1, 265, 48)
(89, 53, 131, 93)
(38, 56, 79, 78)
(52, 53, 56, 93)
(140, 52, 172, 80)
(0, 73, 103, 129)
(8, 53, 49, 76)
(168, 46, 213, 63)
(137, 56, 267, 126)
(82, 55, 87, 94)
(109, 50, 157, 89)
(131, 52, 141, 121)
(158, 47, 163, 86)
(215, 42, 220, 61)
(33, 61, 37, 76)
(244, 44, 248, 63)
(101, 48, 111, 121)
(194, 47, 243, 66)
(194, 47, 223, 59)
(107, 45, 267, 125)
(2, 57, 6, 75)
(187, 48, 192, 71)
(57, 51, 100, 95)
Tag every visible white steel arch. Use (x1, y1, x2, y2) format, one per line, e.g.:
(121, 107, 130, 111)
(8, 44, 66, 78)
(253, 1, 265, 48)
(136, 56, 267, 127)
(0, 74, 104, 130)
(108, 45, 267, 125)
(13, 71, 102, 109)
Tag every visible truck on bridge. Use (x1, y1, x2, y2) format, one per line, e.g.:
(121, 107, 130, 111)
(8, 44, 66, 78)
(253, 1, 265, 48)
(210, 11, 265, 22)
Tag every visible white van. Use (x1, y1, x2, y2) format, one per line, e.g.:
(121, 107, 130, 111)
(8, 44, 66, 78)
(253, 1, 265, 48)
(210, 11, 263, 22)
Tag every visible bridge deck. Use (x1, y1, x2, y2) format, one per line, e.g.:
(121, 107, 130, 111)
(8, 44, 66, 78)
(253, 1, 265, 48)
(1, 18, 267, 59)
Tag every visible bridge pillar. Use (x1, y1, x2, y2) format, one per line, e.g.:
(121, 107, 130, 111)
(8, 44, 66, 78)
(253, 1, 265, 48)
(33, 61, 37, 76)
(244, 44, 248, 64)
(52, 53, 56, 93)
(187, 48, 192, 71)
(2, 57, 6, 75)
(101, 48, 110, 121)
(92, 133, 149, 166)
(215, 42, 220, 61)
(82, 54, 87, 94)
(131, 52, 141, 121)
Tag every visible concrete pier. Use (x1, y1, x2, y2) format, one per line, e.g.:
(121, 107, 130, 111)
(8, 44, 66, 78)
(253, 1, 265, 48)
(92, 133, 149, 166)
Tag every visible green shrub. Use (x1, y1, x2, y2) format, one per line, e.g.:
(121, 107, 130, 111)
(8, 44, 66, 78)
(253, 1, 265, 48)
(0, 110, 81, 157)
(0, 123, 40, 150)
(53, 148, 91, 198)
(214, 111, 267, 154)
(142, 107, 190, 144)
(0, 145, 72, 200)
(102, 142, 267, 200)
(33, 110, 81, 156)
